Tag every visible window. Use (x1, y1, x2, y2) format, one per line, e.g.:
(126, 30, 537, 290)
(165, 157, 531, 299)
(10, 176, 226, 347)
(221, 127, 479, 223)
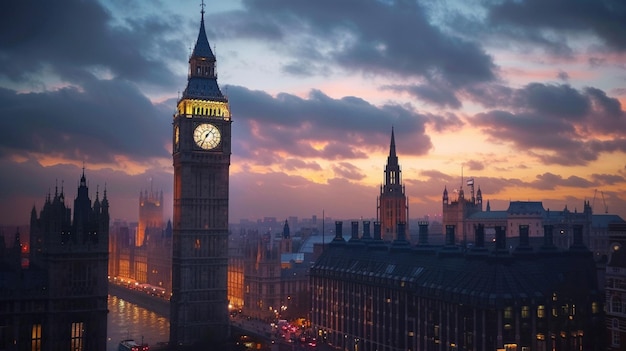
(71, 322, 84, 351)
(537, 305, 545, 318)
(521, 306, 530, 319)
(504, 306, 513, 319)
(31, 324, 42, 351)
(612, 330, 620, 346)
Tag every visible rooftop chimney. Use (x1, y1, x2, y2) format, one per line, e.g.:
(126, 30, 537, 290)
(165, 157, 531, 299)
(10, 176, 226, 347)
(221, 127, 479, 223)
(494, 226, 507, 252)
(445, 225, 455, 246)
(330, 221, 345, 245)
(541, 225, 556, 250)
(349, 221, 360, 243)
(474, 224, 485, 248)
(362, 221, 372, 240)
(373, 221, 382, 241)
(418, 221, 429, 245)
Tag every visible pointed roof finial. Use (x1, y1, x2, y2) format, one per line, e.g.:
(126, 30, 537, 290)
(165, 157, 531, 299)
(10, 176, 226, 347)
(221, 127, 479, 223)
(389, 126, 396, 157)
(192, 0, 215, 59)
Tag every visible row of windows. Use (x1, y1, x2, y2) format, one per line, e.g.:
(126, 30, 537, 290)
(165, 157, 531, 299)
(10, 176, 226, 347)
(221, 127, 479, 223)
(608, 278, 626, 290)
(26, 322, 84, 351)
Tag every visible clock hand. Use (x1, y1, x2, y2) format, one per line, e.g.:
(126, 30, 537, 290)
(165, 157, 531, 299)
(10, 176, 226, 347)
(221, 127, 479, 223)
(201, 132, 210, 146)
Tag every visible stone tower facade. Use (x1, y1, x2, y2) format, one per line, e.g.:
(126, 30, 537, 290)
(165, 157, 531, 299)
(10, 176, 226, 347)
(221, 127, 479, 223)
(170, 7, 232, 347)
(377, 128, 409, 242)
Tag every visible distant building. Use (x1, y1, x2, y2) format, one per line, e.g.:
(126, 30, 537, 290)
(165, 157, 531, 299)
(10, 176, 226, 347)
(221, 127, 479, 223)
(242, 230, 282, 320)
(377, 128, 409, 242)
(137, 188, 163, 247)
(228, 235, 245, 311)
(231, 220, 311, 321)
(0, 170, 109, 350)
(310, 221, 605, 351)
(108, 187, 171, 296)
(441, 178, 483, 245)
(444, 186, 625, 255)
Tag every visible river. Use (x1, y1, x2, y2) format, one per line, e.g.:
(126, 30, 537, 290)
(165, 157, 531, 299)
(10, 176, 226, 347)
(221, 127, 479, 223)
(107, 295, 169, 351)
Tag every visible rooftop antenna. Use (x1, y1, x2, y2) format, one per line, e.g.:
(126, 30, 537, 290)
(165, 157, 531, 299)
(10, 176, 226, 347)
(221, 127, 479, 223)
(460, 164, 464, 192)
(322, 209, 325, 252)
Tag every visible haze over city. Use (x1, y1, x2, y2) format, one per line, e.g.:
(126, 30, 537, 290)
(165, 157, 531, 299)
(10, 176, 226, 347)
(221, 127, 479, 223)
(1, 0, 625, 226)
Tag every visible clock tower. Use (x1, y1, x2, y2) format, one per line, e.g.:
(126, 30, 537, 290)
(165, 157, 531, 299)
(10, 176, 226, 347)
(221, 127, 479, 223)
(170, 7, 232, 347)
(377, 128, 409, 242)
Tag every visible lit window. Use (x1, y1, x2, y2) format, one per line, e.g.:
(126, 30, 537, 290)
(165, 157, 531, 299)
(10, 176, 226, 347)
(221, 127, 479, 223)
(31, 324, 41, 351)
(537, 305, 545, 318)
(504, 306, 513, 319)
(521, 306, 530, 319)
(71, 322, 84, 351)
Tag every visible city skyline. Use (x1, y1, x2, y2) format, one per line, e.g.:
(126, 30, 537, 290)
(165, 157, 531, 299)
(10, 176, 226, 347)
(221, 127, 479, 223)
(1, 0, 626, 226)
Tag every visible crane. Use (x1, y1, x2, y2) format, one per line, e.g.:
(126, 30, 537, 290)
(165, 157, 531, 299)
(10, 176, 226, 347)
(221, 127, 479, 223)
(592, 189, 608, 214)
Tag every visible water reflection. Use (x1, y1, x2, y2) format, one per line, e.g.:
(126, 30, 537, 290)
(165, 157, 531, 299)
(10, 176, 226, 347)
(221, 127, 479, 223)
(107, 295, 169, 351)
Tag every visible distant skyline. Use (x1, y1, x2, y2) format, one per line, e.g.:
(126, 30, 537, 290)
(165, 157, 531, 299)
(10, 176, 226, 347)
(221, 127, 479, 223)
(1, 0, 625, 226)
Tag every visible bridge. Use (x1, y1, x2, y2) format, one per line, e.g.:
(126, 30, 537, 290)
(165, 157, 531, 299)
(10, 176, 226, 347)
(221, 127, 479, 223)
(108, 283, 170, 317)
(108, 284, 284, 350)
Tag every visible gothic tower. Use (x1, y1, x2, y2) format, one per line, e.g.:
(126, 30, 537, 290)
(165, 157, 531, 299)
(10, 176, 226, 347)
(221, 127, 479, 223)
(442, 178, 483, 245)
(170, 6, 232, 347)
(137, 188, 164, 247)
(25, 169, 109, 351)
(377, 128, 409, 242)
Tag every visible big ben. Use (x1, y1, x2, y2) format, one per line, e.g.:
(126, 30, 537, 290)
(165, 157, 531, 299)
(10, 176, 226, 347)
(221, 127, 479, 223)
(170, 6, 231, 347)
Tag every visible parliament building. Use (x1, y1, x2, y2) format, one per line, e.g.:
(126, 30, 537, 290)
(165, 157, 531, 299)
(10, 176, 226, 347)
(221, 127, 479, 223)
(0, 170, 109, 351)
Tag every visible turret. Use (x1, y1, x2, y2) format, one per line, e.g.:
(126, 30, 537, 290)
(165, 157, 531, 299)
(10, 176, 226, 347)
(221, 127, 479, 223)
(282, 220, 290, 239)
(417, 221, 429, 245)
(443, 186, 449, 205)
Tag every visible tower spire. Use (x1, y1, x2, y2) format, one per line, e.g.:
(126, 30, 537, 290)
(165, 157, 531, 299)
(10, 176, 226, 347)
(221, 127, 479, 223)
(389, 126, 397, 158)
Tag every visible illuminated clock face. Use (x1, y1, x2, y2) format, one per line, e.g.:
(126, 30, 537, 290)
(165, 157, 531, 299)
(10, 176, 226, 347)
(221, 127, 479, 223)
(193, 123, 221, 150)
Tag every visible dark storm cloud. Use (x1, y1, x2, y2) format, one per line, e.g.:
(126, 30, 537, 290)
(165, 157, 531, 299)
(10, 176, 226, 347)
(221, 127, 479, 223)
(487, 0, 626, 52)
(0, 80, 171, 163)
(215, 0, 496, 88)
(0, 1, 183, 87)
(471, 83, 626, 165)
(514, 83, 589, 119)
(227, 85, 433, 162)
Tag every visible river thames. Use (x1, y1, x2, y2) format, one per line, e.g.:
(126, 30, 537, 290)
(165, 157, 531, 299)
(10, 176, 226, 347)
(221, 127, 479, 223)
(107, 295, 169, 351)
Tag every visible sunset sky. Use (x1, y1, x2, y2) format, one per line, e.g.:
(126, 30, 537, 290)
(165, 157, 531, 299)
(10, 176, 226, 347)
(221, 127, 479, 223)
(1, 0, 625, 226)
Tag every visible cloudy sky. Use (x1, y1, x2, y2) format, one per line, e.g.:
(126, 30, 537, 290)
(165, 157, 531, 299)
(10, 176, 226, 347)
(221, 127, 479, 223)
(1, 0, 625, 226)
